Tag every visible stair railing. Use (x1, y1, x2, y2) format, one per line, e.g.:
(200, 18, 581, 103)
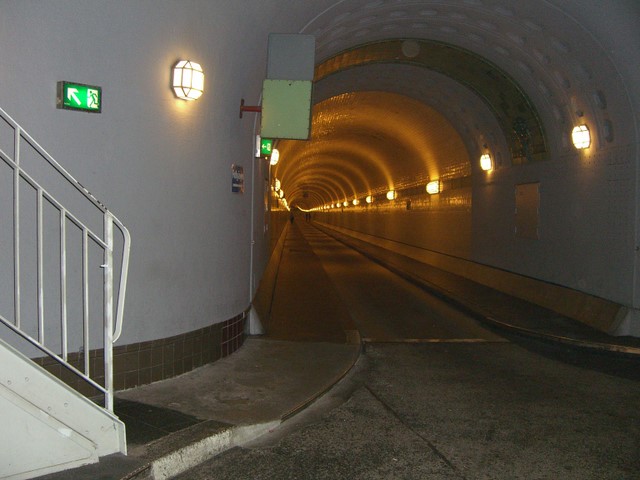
(0, 107, 130, 412)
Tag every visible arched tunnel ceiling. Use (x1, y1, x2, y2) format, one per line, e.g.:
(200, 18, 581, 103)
(275, 38, 533, 210)
(312, 62, 510, 171)
(275, 90, 470, 210)
(316, 39, 547, 164)
(272, 1, 636, 211)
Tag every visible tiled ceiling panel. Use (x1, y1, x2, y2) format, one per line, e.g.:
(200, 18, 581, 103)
(275, 91, 469, 208)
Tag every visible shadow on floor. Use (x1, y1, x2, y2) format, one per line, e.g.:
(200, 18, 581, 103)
(114, 398, 205, 446)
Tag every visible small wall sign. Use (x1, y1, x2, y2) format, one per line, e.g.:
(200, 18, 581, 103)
(232, 165, 244, 193)
(57, 81, 102, 113)
(260, 138, 274, 156)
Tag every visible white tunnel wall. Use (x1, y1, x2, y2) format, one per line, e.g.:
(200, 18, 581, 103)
(1, 0, 639, 349)
(0, 0, 334, 347)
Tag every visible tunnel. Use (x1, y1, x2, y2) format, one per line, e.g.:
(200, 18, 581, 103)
(0, 2, 640, 476)
(0, 0, 638, 387)
(269, 4, 640, 338)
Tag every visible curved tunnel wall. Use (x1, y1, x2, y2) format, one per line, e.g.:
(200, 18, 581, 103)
(0, 0, 639, 374)
(0, 1, 330, 352)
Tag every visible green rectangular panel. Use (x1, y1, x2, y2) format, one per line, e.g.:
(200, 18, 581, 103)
(57, 81, 102, 113)
(261, 79, 312, 140)
(260, 138, 274, 156)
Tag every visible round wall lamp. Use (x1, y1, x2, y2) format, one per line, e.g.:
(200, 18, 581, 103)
(173, 60, 204, 101)
(365, 195, 373, 204)
(386, 190, 397, 201)
(426, 180, 441, 195)
(352, 198, 360, 206)
(572, 124, 591, 149)
(480, 153, 493, 171)
(270, 148, 280, 166)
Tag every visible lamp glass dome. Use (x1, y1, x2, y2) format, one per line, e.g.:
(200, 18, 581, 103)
(426, 180, 440, 195)
(270, 148, 280, 166)
(480, 153, 493, 171)
(572, 125, 591, 149)
(173, 60, 204, 101)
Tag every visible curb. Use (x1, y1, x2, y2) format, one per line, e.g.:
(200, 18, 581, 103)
(125, 342, 362, 480)
(281, 339, 361, 421)
(125, 421, 281, 480)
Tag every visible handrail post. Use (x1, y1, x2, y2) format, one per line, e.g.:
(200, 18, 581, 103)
(13, 125, 21, 329)
(103, 213, 115, 411)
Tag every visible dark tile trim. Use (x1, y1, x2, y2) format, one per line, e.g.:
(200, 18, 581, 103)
(33, 309, 248, 395)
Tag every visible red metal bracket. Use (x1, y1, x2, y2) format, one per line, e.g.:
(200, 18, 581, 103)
(239, 98, 262, 118)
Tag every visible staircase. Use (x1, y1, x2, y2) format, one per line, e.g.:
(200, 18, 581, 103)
(0, 107, 131, 479)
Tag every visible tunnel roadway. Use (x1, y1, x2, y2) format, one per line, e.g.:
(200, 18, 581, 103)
(299, 223, 505, 345)
(177, 221, 640, 480)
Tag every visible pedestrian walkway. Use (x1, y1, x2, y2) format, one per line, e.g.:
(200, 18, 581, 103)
(37, 219, 640, 479)
(265, 220, 358, 343)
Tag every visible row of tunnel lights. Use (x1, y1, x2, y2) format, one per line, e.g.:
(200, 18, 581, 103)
(268, 129, 590, 208)
(278, 125, 588, 211)
(322, 185, 433, 210)
(269, 151, 491, 209)
(293, 152, 494, 210)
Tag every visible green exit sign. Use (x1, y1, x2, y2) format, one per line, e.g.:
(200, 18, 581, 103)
(57, 81, 102, 113)
(260, 138, 274, 156)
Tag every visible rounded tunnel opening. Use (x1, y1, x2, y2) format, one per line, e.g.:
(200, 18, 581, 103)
(264, 11, 639, 335)
(272, 38, 528, 259)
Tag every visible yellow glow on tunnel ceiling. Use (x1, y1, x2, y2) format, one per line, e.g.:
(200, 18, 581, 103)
(275, 91, 470, 210)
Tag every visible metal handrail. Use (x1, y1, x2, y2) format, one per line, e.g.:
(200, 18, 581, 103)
(0, 107, 130, 412)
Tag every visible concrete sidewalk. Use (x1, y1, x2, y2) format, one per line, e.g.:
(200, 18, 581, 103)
(38, 219, 640, 479)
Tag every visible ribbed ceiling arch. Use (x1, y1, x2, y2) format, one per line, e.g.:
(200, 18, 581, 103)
(274, 90, 470, 210)
(316, 39, 547, 164)
(272, 1, 635, 211)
